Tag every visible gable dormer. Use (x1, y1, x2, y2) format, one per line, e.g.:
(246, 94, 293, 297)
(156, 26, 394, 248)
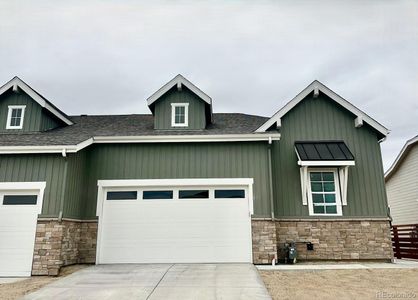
(0, 77, 73, 133)
(147, 75, 213, 130)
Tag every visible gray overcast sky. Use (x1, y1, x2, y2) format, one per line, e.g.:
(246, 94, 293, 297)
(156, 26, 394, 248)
(0, 1, 417, 170)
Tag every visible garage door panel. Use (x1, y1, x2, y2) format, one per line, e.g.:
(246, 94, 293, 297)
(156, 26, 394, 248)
(98, 183, 252, 264)
(0, 207, 39, 277)
(100, 242, 250, 264)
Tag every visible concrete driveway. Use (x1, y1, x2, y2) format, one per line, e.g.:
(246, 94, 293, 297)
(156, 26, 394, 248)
(23, 264, 271, 300)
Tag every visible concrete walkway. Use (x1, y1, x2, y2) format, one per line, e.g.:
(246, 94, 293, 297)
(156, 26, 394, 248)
(257, 259, 418, 271)
(23, 264, 271, 300)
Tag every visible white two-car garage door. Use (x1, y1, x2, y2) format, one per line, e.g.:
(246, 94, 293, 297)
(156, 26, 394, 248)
(0, 182, 45, 277)
(96, 179, 253, 264)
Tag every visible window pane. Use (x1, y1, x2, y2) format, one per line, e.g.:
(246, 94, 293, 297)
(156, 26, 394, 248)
(313, 205, 325, 214)
(179, 190, 209, 199)
(215, 189, 245, 198)
(323, 182, 335, 192)
(11, 117, 21, 127)
(3, 195, 37, 205)
(326, 205, 337, 214)
(11, 108, 20, 118)
(312, 194, 324, 203)
(143, 191, 173, 200)
(310, 172, 322, 182)
(322, 172, 334, 181)
(175, 106, 185, 115)
(324, 194, 336, 203)
(175, 114, 185, 124)
(311, 182, 323, 192)
(107, 191, 137, 200)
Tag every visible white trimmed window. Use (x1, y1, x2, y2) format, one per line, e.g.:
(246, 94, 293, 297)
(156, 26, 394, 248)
(307, 169, 342, 216)
(171, 103, 189, 127)
(6, 105, 26, 129)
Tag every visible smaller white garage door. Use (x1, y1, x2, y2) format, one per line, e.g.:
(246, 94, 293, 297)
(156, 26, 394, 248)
(0, 182, 45, 277)
(96, 179, 254, 264)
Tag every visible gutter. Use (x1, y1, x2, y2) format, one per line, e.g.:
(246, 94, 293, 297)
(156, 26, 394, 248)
(0, 134, 280, 154)
(267, 136, 275, 219)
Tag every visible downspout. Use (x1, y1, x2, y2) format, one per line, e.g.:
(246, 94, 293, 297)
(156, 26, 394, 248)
(58, 148, 68, 222)
(267, 136, 275, 219)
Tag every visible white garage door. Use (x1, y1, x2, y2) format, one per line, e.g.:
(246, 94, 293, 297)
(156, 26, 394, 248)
(96, 179, 253, 264)
(0, 182, 45, 277)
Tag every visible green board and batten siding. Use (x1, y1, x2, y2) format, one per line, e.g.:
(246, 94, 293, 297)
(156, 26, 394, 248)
(153, 87, 207, 130)
(0, 89, 388, 220)
(0, 143, 272, 219)
(82, 142, 271, 219)
(0, 154, 66, 217)
(272, 92, 388, 218)
(0, 90, 62, 132)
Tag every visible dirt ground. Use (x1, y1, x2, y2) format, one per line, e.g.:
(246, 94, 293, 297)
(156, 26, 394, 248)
(260, 269, 418, 300)
(0, 264, 89, 300)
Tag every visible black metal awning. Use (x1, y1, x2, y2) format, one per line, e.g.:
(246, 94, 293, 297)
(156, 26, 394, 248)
(295, 141, 354, 161)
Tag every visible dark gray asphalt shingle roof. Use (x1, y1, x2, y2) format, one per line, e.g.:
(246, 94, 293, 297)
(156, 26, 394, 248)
(0, 113, 269, 146)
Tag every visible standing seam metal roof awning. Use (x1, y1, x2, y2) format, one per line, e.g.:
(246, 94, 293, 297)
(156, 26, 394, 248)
(295, 141, 355, 166)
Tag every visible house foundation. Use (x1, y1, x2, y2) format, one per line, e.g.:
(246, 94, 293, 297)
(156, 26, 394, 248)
(32, 219, 97, 276)
(274, 219, 393, 261)
(32, 218, 392, 275)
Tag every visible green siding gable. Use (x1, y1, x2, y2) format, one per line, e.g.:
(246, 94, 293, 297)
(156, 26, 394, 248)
(272, 92, 388, 218)
(153, 87, 207, 130)
(0, 89, 63, 132)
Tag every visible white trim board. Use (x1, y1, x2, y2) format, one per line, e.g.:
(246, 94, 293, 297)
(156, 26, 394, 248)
(0, 134, 280, 154)
(298, 160, 355, 166)
(0, 77, 73, 126)
(255, 80, 389, 138)
(385, 135, 418, 180)
(147, 74, 212, 107)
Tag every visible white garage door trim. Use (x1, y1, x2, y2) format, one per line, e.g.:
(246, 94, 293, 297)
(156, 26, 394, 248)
(0, 181, 46, 277)
(96, 178, 254, 264)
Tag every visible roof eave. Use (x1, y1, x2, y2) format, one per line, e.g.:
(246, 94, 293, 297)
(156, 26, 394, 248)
(385, 135, 418, 180)
(146, 74, 212, 108)
(0, 133, 281, 154)
(255, 80, 390, 138)
(0, 77, 73, 125)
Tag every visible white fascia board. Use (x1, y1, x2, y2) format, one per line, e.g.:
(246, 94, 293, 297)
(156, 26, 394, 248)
(0, 134, 280, 154)
(385, 135, 418, 179)
(0, 138, 93, 154)
(92, 133, 281, 143)
(146, 74, 212, 106)
(256, 80, 389, 137)
(298, 160, 355, 166)
(0, 77, 73, 125)
(97, 178, 254, 188)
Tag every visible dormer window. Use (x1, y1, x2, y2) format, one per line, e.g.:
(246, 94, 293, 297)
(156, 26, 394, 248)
(171, 103, 189, 127)
(6, 105, 26, 129)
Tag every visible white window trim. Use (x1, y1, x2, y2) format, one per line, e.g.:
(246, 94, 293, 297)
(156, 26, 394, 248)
(171, 103, 189, 127)
(6, 105, 26, 129)
(307, 168, 343, 216)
